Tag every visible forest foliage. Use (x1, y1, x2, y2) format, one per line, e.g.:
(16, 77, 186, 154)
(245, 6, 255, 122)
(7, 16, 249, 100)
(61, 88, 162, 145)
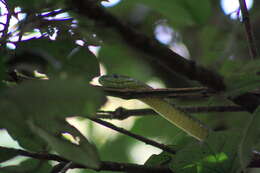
(0, 0, 260, 173)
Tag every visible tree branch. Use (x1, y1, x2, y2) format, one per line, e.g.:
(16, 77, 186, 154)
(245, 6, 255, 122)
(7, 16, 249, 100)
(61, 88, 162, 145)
(239, 0, 258, 59)
(96, 106, 246, 120)
(2, 146, 260, 171)
(95, 85, 213, 99)
(87, 117, 176, 154)
(0, 146, 172, 173)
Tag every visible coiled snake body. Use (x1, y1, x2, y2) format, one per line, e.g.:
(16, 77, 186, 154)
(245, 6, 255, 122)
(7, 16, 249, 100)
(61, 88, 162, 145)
(99, 75, 210, 141)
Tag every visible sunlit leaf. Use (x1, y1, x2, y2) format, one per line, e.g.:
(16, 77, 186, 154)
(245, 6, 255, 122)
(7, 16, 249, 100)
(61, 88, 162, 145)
(29, 120, 101, 169)
(0, 79, 105, 151)
(170, 131, 241, 173)
(145, 151, 173, 166)
(0, 101, 47, 151)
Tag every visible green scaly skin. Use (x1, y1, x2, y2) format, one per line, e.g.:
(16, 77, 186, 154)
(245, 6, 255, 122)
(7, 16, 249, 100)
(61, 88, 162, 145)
(99, 75, 210, 141)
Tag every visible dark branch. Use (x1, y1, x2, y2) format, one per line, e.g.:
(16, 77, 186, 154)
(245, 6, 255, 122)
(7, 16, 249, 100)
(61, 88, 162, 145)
(239, 0, 258, 59)
(94, 85, 214, 99)
(1, 146, 172, 173)
(96, 106, 246, 120)
(2, 146, 260, 171)
(69, 0, 226, 91)
(87, 117, 176, 154)
(98, 161, 172, 173)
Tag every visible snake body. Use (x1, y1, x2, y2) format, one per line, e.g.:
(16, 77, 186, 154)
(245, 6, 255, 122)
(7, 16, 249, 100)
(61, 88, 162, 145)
(99, 75, 209, 141)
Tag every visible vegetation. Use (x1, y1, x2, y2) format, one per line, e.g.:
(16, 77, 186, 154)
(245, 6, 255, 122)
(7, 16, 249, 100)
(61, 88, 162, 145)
(0, 0, 260, 172)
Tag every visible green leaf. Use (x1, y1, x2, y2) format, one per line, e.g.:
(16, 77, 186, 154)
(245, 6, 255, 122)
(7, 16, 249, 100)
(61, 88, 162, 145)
(0, 158, 52, 173)
(3, 79, 105, 118)
(0, 147, 18, 163)
(0, 101, 47, 151)
(145, 151, 173, 166)
(225, 73, 260, 98)
(170, 131, 241, 173)
(219, 59, 246, 77)
(63, 46, 99, 80)
(99, 41, 152, 81)
(110, 0, 193, 27)
(17, 38, 100, 81)
(238, 106, 260, 172)
(179, 0, 211, 25)
(110, 0, 211, 27)
(0, 79, 105, 151)
(29, 120, 101, 169)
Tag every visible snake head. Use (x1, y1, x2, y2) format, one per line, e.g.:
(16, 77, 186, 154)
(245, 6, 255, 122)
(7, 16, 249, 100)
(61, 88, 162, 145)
(98, 74, 149, 89)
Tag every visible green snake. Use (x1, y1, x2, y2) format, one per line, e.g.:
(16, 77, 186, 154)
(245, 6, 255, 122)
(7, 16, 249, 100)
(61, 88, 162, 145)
(99, 74, 210, 141)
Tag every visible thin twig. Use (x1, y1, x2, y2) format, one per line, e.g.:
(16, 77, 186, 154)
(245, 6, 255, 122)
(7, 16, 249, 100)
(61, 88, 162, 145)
(0, 146, 172, 173)
(39, 9, 69, 18)
(0, 0, 6, 5)
(87, 117, 176, 154)
(96, 106, 246, 120)
(239, 0, 258, 59)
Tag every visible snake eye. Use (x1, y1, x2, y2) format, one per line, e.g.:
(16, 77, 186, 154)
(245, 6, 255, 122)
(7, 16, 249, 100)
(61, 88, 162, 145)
(112, 74, 119, 78)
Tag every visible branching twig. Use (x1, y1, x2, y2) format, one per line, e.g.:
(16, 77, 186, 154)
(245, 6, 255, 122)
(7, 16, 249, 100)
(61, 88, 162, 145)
(0, 146, 172, 173)
(239, 0, 258, 59)
(2, 145, 260, 171)
(87, 117, 176, 154)
(96, 106, 246, 120)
